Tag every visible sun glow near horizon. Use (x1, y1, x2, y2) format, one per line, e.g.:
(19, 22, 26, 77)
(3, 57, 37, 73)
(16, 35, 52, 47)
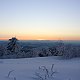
(0, 34, 80, 41)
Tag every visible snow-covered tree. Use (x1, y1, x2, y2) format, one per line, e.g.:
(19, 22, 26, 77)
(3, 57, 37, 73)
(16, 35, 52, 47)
(0, 45, 5, 58)
(56, 40, 65, 56)
(63, 44, 80, 59)
(7, 37, 20, 53)
(49, 47, 58, 56)
(75, 46, 80, 57)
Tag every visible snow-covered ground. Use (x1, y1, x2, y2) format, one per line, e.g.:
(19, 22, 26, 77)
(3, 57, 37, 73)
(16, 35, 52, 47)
(0, 56, 80, 80)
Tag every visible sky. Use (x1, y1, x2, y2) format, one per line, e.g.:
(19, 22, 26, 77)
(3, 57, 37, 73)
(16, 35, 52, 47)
(0, 0, 80, 40)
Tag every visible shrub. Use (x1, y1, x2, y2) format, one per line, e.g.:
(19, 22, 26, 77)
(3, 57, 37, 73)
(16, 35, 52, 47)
(34, 64, 57, 80)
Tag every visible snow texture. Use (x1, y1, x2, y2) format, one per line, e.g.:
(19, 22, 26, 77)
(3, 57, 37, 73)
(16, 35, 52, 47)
(0, 56, 80, 80)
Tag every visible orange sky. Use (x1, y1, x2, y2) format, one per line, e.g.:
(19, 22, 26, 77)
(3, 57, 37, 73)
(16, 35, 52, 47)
(0, 35, 80, 41)
(17, 35, 80, 40)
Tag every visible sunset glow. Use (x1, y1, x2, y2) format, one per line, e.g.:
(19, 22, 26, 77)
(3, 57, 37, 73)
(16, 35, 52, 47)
(0, 0, 80, 40)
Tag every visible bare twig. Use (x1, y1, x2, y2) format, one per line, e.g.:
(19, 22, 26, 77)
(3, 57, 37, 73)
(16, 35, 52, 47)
(35, 72, 44, 80)
(7, 70, 14, 78)
(35, 64, 57, 80)
(51, 64, 54, 72)
(41, 66, 49, 78)
(51, 64, 55, 77)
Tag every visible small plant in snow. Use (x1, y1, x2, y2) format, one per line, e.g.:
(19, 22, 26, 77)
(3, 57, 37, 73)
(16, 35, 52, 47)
(6, 70, 16, 80)
(35, 64, 57, 80)
(7, 70, 14, 78)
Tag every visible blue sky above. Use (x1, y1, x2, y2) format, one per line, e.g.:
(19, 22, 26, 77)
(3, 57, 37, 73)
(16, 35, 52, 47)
(0, 0, 80, 40)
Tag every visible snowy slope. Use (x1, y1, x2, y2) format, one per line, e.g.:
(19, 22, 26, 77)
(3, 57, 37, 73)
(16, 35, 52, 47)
(0, 56, 80, 80)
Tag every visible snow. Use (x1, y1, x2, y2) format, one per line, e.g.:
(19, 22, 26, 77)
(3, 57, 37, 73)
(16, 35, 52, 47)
(0, 56, 80, 80)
